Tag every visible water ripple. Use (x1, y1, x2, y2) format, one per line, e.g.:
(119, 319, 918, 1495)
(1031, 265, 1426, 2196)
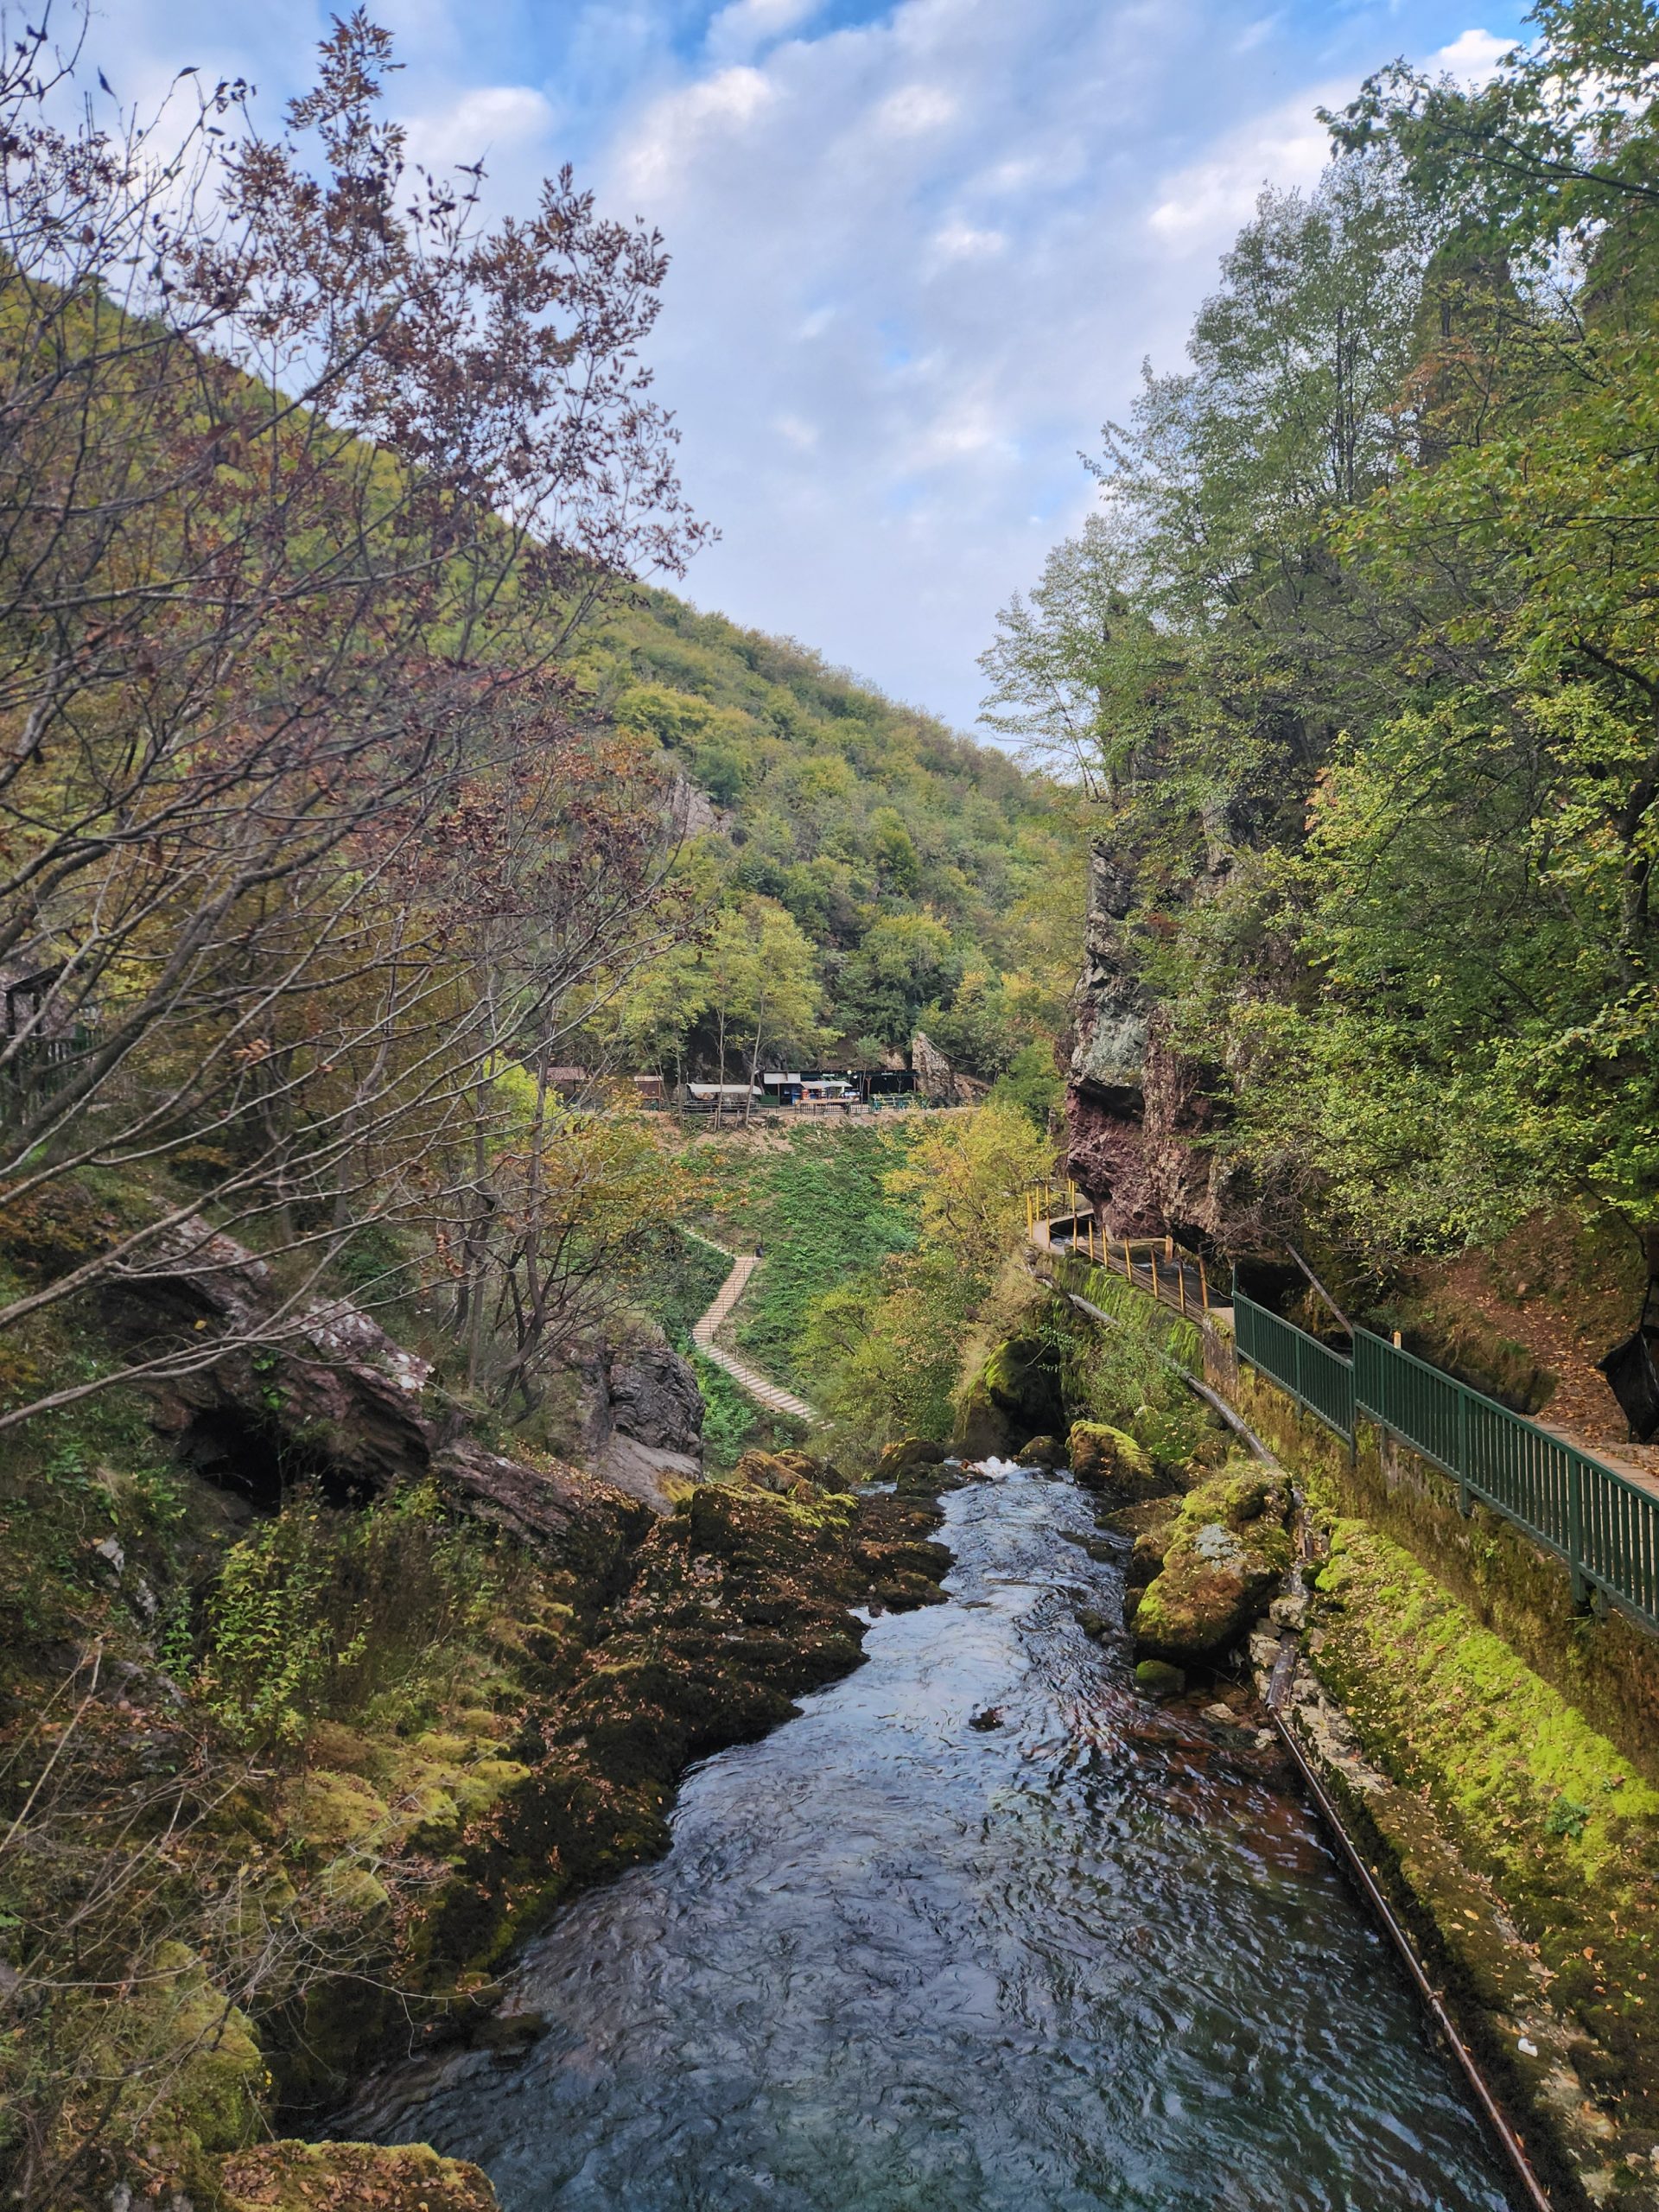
(375, 1471, 1514, 2212)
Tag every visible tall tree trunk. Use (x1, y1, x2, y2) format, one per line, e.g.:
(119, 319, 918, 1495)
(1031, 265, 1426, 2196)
(744, 986, 770, 1127)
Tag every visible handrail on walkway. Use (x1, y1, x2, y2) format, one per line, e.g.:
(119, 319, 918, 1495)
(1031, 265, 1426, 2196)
(1025, 1183, 1658, 1637)
(1025, 1181, 1212, 1321)
(1234, 1287, 1657, 1637)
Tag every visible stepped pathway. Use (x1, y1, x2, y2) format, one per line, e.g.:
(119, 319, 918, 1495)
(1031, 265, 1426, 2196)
(691, 1251, 821, 1427)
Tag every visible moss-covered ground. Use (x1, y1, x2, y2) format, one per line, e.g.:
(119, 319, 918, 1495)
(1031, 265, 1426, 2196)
(1309, 1514, 1659, 2133)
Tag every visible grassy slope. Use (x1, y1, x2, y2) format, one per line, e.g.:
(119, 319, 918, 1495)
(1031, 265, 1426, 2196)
(687, 1126, 922, 1392)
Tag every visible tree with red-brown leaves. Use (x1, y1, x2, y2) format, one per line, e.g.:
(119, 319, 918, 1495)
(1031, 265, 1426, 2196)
(0, 11, 709, 1430)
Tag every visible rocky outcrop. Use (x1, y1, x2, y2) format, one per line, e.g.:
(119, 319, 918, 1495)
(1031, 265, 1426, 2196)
(1064, 839, 1252, 1247)
(1130, 1467, 1292, 1665)
(910, 1029, 988, 1107)
(435, 1440, 653, 1595)
(954, 1332, 1065, 1459)
(731, 1446, 849, 1499)
(405, 1481, 950, 1993)
(583, 1338, 705, 1511)
(106, 1220, 654, 1578)
(105, 1225, 435, 1501)
(876, 1437, 947, 1478)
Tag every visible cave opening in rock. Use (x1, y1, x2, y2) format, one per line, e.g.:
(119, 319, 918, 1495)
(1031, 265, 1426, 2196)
(174, 1407, 342, 1512)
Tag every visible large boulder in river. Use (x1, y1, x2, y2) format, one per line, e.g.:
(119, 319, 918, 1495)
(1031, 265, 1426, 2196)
(1132, 1467, 1292, 1665)
(1067, 1420, 1163, 1502)
(877, 1436, 947, 1478)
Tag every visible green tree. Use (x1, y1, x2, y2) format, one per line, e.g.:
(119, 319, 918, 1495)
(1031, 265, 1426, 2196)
(802, 1101, 1053, 1450)
(840, 913, 963, 1047)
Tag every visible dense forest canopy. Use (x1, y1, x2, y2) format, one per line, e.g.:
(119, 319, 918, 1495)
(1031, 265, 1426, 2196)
(984, 0, 1659, 1276)
(572, 590, 1080, 1090)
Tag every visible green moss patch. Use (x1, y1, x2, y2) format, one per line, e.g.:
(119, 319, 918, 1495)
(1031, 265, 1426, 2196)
(1310, 1515, 1659, 2122)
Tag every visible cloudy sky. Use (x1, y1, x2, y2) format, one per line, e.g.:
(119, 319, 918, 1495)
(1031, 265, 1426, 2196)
(99, 0, 1522, 731)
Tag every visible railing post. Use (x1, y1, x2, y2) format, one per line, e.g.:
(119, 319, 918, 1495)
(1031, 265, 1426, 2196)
(1568, 1456, 1586, 1609)
(1457, 1389, 1471, 1517)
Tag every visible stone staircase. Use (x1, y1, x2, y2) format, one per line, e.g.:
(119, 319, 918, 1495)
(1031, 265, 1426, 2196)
(691, 1253, 820, 1427)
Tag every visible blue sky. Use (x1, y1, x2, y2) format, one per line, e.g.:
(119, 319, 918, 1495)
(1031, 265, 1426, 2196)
(101, 0, 1523, 730)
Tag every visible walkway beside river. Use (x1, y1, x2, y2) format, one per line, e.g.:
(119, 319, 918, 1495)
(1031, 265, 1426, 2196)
(691, 1250, 820, 1427)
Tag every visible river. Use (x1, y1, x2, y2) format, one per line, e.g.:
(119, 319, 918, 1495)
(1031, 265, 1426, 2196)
(365, 1465, 1515, 2212)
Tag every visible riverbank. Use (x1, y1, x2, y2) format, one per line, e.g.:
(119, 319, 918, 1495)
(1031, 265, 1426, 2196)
(1020, 1255, 1659, 2209)
(0, 1332, 949, 2212)
(1236, 1371, 1659, 2212)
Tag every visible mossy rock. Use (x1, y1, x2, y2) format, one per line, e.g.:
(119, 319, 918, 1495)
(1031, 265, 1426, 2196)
(280, 1770, 389, 1853)
(141, 1942, 264, 2156)
(954, 1332, 1064, 1458)
(319, 1862, 391, 1916)
(1132, 1466, 1292, 1665)
(1016, 1434, 1065, 1468)
(1128, 1525, 1172, 1590)
(876, 1436, 946, 1478)
(1135, 1658, 1186, 1699)
(730, 1448, 817, 1500)
(1067, 1421, 1161, 1502)
(215, 2138, 497, 2211)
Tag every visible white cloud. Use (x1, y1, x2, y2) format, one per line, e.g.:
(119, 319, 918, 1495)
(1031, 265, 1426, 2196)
(707, 0, 822, 64)
(1147, 89, 1338, 245)
(74, 0, 1530, 730)
(874, 83, 958, 137)
(931, 220, 1005, 260)
(618, 65, 777, 196)
(1429, 27, 1512, 82)
(405, 85, 556, 168)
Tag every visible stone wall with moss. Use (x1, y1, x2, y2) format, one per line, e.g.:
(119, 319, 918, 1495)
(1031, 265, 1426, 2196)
(1212, 1367, 1659, 2196)
(1230, 1367, 1659, 1787)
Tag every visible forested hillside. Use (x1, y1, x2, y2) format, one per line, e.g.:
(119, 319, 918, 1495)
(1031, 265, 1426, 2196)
(988, 0, 1659, 1363)
(575, 589, 1079, 1088)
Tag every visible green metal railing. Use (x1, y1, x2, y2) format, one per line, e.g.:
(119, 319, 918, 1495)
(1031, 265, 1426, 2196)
(1231, 1289, 1659, 1634)
(1234, 1294, 1356, 1444)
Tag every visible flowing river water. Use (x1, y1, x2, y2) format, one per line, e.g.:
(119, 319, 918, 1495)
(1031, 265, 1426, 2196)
(367, 1466, 1516, 2212)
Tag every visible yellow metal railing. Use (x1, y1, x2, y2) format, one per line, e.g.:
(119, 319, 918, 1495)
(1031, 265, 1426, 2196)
(1025, 1184, 1211, 1319)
